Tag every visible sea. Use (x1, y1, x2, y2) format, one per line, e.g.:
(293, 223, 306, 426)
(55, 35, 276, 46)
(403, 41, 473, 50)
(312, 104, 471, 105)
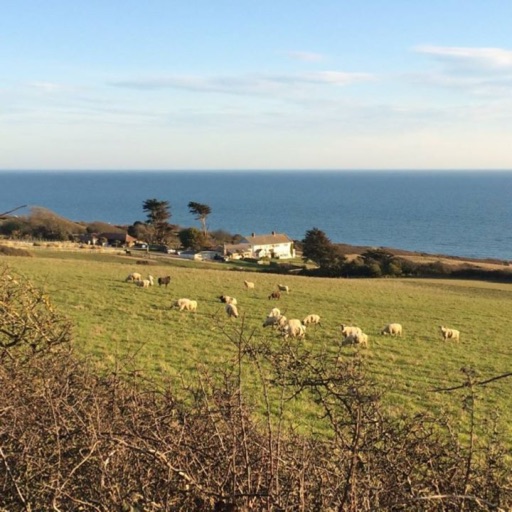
(1, 170, 511, 261)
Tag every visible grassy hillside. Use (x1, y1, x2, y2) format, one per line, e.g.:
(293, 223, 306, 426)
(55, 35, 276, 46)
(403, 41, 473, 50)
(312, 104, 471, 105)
(2, 249, 511, 442)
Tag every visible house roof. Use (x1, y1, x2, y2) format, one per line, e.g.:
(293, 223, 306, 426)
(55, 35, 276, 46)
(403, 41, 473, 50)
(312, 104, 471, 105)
(224, 243, 251, 254)
(241, 232, 292, 245)
(100, 232, 137, 242)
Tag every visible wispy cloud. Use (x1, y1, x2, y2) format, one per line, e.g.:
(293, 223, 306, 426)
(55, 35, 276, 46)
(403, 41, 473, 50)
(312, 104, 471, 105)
(110, 71, 375, 97)
(411, 45, 512, 97)
(26, 81, 77, 93)
(415, 45, 512, 71)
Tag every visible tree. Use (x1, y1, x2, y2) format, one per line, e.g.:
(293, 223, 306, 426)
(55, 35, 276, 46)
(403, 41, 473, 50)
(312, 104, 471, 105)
(302, 228, 338, 267)
(178, 227, 207, 251)
(361, 249, 397, 276)
(142, 199, 171, 244)
(188, 201, 212, 237)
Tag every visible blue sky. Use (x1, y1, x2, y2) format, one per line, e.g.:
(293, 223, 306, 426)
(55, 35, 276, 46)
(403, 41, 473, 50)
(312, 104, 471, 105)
(2, 1, 512, 170)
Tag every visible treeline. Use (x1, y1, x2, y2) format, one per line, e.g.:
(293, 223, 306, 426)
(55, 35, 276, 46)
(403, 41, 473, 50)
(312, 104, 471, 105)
(299, 228, 512, 282)
(1, 267, 511, 511)
(0, 204, 242, 250)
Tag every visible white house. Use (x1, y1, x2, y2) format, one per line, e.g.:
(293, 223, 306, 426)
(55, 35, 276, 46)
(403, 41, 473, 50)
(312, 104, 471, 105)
(224, 232, 295, 260)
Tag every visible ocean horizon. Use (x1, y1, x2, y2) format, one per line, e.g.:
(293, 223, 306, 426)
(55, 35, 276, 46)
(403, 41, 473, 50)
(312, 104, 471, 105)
(1, 170, 511, 261)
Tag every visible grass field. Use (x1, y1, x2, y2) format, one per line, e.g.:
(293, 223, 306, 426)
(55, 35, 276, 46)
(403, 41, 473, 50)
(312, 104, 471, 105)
(2, 248, 511, 443)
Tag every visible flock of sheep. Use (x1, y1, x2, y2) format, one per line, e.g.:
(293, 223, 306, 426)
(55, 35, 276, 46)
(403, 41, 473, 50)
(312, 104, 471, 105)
(124, 271, 460, 345)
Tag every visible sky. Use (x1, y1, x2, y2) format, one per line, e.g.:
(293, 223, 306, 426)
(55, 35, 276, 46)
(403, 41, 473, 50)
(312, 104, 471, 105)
(2, 0, 512, 171)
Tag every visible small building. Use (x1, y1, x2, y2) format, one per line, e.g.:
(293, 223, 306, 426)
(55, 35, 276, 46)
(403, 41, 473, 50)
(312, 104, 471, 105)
(179, 250, 203, 261)
(223, 242, 252, 260)
(224, 232, 295, 260)
(79, 232, 137, 247)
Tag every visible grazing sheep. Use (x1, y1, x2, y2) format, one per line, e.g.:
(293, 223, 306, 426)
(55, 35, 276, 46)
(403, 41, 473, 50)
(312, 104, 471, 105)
(244, 280, 255, 290)
(355, 332, 369, 346)
(342, 331, 369, 347)
(277, 284, 290, 293)
(281, 319, 306, 339)
(172, 298, 198, 312)
(440, 326, 460, 342)
(262, 314, 287, 329)
(268, 290, 281, 300)
(381, 323, 403, 337)
(225, 303, 239, 319)
(137, 275, 154, 288)
(219, 295, 237, 305)
(125, 272, 142, 283)
(158, 275, 171, 287)
(268, 307, 281, 318)
(302, 314, 321, 327)
(262, 315, 277, 328)
(340, 324, 363, 339)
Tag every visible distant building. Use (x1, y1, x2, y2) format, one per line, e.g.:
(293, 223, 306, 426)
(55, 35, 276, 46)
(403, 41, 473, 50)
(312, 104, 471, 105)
(224, 232, 295, 260)
(79, 232, 137, 247)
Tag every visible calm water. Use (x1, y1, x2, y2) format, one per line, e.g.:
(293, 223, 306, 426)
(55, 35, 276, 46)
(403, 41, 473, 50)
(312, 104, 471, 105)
(1, 170, 511, 260)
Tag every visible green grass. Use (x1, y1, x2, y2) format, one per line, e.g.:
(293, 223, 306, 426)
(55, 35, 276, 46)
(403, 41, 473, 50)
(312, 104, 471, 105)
(3, 249, 512, 442)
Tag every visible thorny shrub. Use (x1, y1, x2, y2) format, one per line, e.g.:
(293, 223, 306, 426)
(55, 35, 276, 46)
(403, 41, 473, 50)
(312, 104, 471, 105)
(0, 267, 511, 511)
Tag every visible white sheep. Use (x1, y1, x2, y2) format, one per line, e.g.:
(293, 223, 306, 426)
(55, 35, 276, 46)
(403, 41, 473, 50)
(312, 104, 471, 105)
(137, 275, 154, 288)
(281, 318, 306, 339)
(225, 303, 239, 319)
(244, 280, 255, 289)
(277, 284, 290, 293)
(302, 314, 321, 327)
(268, 307, 281, 318)
(381, 323, 403, 337)
(340, 324, 363, 339)
(342, 331, 369, 347)
(355, 332, 369, 346)
(125, 272, 142, 283)
(440, 326, 460, 342)
(172, 298, 198, 312)
(276, 315, 288, 329)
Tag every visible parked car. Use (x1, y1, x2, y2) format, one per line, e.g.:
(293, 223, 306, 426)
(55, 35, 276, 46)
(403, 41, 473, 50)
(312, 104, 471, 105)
(149, 244, 172, 253)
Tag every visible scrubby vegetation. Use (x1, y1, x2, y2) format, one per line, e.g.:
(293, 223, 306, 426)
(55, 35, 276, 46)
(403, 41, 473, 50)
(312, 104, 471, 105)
(300, 228, 512, 282)
(1, 266, 511, 511)
(0, 245, 32, 257)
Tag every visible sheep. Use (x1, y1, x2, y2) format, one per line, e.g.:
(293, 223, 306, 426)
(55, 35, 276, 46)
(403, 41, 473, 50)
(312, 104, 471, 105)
(302, 314, 321, 327)
(268, 307, 281, 318)
(268, 290, 281, 300)
(281, 319, 306, 339)
(219, 295, 237, 305)
(158, 275, 171, 287)
(125, 272, 142, 283)
(172, 298, 198, 312)
(225, 303, 239, 319)
(381, 323, 403, 337)
(340, 324, 363, 339)
(244, 280, 255, 290)
(440, 326, 460, 342)
(262, 314, 287, 329)
(277, 284, 290, 293)
(355, 332, 369, 346)
(137, 275, 154, 288)
(342, 331, 369, 347)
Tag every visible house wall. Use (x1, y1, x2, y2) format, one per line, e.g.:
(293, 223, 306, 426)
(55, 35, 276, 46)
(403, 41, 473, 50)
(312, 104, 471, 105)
(252, 242, 295, 259)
